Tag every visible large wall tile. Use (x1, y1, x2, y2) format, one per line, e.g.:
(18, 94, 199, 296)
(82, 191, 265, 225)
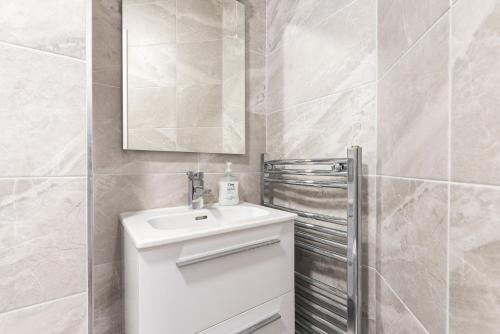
(362, 267, 376, 333)
(93, 0, 122, 87)
(0, 44, 86, 177)
(375, 270, 427, 334)
(267, 84, 376, 175)
(451, 0, 500, 185)
(362, 177, 377, 268)
(0, 293, 87, 334)
(93, 84, 198, 174)
(93, 173, 187, 265)
(266, 0, 375, 112)
(378, 0, 449, 75)
(0, 0, 85, 59)
(266, 0, 355, 54)
(450, 184, 500, 334)
(378, 15, 449, 180)
(246, 51, 266, 114)
(0, 178, 86, 313)
(377, 177, 447, 333)
(93, 262, 122, 334)
(240, 0, 265, 54)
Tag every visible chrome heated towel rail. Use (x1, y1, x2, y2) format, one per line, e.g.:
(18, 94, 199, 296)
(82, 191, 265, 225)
(261, 147, 362, 334)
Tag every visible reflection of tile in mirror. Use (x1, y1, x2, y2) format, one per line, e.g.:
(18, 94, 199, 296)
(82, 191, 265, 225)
(128, 44, 176, 88)
(123, 1, 176, 46)
(177, 127, 223, 153)
(177, 40, 222, 85)
(128, 128, 177, 151)
(128, 87, 177, 129)
(177, 84, 222, 128)
(177, 0, 223, 43)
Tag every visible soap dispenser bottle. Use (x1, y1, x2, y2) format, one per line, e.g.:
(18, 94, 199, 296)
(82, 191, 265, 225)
(218, 162, 239, 205)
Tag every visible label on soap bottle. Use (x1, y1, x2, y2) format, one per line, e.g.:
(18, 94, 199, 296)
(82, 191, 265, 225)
(219, 181, 239, 205)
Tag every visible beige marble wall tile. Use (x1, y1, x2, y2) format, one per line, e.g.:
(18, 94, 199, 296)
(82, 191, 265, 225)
(246, 51, 265, 114)
(128, 86, 177, 128)
(0, 44, 86, 177)
(0, 178, 86, 313)
(377, 177, 447, 334)
(362, 176, 377, 268)
(0, 293, 87, 334)
(266, 0, 355, 54)
(93, 173, 187, 265)
(93, 84, 198, 174)
(266, 0, 376, 112)
(93, 262, 122, 334)
(240, 0, 265, 54)
(451, 0, 500, 185)
(198, 112, 265, 172)
(378, 15, 449, 180)
(362, 266, 376, 333)
(177, 0, 223, 43)
(123, 0, 175, 46)
(0, 0, 85, 59)
(378, 0, 449, 76)
(267, 84, 376, 175)
(449, 184, 500, 334)
(93, 0, 122, 87)
(375, 270, 428, 334)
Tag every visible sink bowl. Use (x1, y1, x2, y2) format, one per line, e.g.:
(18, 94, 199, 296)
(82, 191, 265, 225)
(120, 202, 296, 248)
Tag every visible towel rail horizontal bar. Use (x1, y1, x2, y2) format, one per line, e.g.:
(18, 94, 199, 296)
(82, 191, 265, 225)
(295, 272, 348, 300)
(263, 202, 347, 225)
(295, 280, 347, 310)
(263, 177, 348, 189)
(295, 316, 329, 334)
(265, 158, 348, 166)
(297, 294, 347, 326)
(295, 312, 329, 334)
(264, 169, 348, 177)
(295, 283, 348, 315)
(295, 230, 347, 251)
(295, 240, 348, 263)
(296, 305, 346, 334)
(295, 220, 347, 239)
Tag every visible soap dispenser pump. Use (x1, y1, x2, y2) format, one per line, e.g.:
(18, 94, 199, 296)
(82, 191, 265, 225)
(218, 162, 239, 205)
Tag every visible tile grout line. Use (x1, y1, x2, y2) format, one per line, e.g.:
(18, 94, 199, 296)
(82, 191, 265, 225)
(370, 267, 431, 334)
(375, 174, 500, 190)
(0, 40, 85, 63)
(0, 292, 88, 318)
(378, 8, 450, 81)
(267, 80, 377, 115)
(446, 1, 453, 333)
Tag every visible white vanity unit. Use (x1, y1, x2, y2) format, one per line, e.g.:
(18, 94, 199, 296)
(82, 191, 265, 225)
(121, 202, 296, 334)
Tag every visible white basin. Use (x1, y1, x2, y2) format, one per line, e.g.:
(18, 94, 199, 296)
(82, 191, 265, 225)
(120, 202, 296, 248)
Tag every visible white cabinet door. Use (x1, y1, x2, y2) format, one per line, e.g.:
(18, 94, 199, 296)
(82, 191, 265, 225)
(137, 222, 294, 334)
(199, 292, 294, 334)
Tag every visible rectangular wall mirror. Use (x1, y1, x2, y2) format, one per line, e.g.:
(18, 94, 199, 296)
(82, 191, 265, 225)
(122, 0, 246, 154)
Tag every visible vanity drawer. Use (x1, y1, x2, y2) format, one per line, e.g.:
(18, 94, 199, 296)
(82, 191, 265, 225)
(198, 291, 294, 334)
(136, 221, 294, 333)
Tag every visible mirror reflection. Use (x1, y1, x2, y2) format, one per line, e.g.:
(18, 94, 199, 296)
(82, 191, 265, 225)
(122, 0, 246, 154)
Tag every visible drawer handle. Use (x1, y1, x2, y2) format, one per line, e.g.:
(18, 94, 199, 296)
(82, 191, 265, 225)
(236, 313, 282, 334)
(176, 238, 281, 268)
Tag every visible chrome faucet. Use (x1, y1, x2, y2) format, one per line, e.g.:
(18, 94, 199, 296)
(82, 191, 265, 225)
(187, 171, 211, 209)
